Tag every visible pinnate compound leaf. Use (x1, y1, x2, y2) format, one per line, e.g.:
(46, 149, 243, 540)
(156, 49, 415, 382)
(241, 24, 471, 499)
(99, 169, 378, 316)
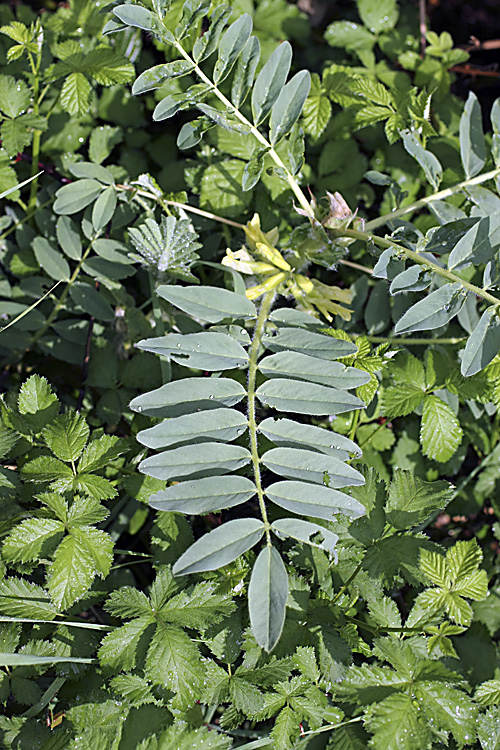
(77, 434, 123, 473)
(113, 4, 156, 31)
(138, 408, 248, 449)
(258, 416, 361, 461)
(129, 377, 246, 418)
(149, 475, 256, 514)
(269, 70, 311, 145)
(175, 0, 211, 40)
(42, 412, 89, 462)
(249, 546, 288, 652)
(252, 42, 292, 125)
(256, 378, 363, 415)
(132, 61, 195, 95)
(258, 351, 370, 389)
(386, 470, 454, 530)
(213, 14, 253, 84)
(261, 447, 364, 487)
(461, 307, 500, 377)
(420, 394, 463, 462)
(161, 582, 233, 630)
(460, 91, 487, 178)
(137, 332, 248, 371)
(394, 283, 465, 334)
(265, 480, 364, 521)
(173, 518, 265, 575)
(272, 518, 338, 556)
(231, 35, 260, 107)
(139, 442, 251, 481)
(157, 284, 255, 323)
(242, 147, 267, 191)
(263, 327, 357, 359)
(0, 74, 30, 118)
(72, 526, 113, 578)
(193, 5, 232, 63)
(68, 495, 108, 526)
(446, 538, 483, 580)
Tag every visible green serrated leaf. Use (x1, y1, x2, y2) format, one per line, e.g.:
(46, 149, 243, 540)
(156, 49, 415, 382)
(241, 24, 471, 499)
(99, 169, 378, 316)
(42, 412, 89, 462)
(420, 394, 463, 462)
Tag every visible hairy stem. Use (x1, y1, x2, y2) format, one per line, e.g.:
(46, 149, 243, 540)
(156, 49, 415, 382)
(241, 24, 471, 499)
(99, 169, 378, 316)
(365, 166, 500, 230)
(247, 290, 275, 543)
(338, 227, 500, 307)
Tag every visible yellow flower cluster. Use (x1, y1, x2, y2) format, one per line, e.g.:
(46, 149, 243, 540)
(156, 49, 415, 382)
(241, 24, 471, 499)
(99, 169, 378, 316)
(221, 214, 352, 322)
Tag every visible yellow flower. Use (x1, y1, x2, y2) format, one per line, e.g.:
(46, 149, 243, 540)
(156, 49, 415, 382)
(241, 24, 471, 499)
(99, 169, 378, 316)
(245, 272, 287, 300)
(221, 248, 277, 276)
(244, 213, 280, 252)
(222, 212, 353, 322)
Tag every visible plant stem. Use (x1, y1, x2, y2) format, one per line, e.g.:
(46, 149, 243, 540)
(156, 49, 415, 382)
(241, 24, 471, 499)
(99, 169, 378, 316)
(331, 559, 364, 605)
(30, 240, 95, 350)
(172, 40, 315, 219)
(300, 716, 364, 737)
(365, 166, 500, 230)
(337, 227, 500, 307)
(247, 290, 275, 543)
(116, 184, 246, 228)
(27, 47, 43, 214)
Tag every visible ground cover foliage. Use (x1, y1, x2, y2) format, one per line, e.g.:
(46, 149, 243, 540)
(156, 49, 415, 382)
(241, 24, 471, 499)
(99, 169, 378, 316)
(2, 0, 500, 747)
